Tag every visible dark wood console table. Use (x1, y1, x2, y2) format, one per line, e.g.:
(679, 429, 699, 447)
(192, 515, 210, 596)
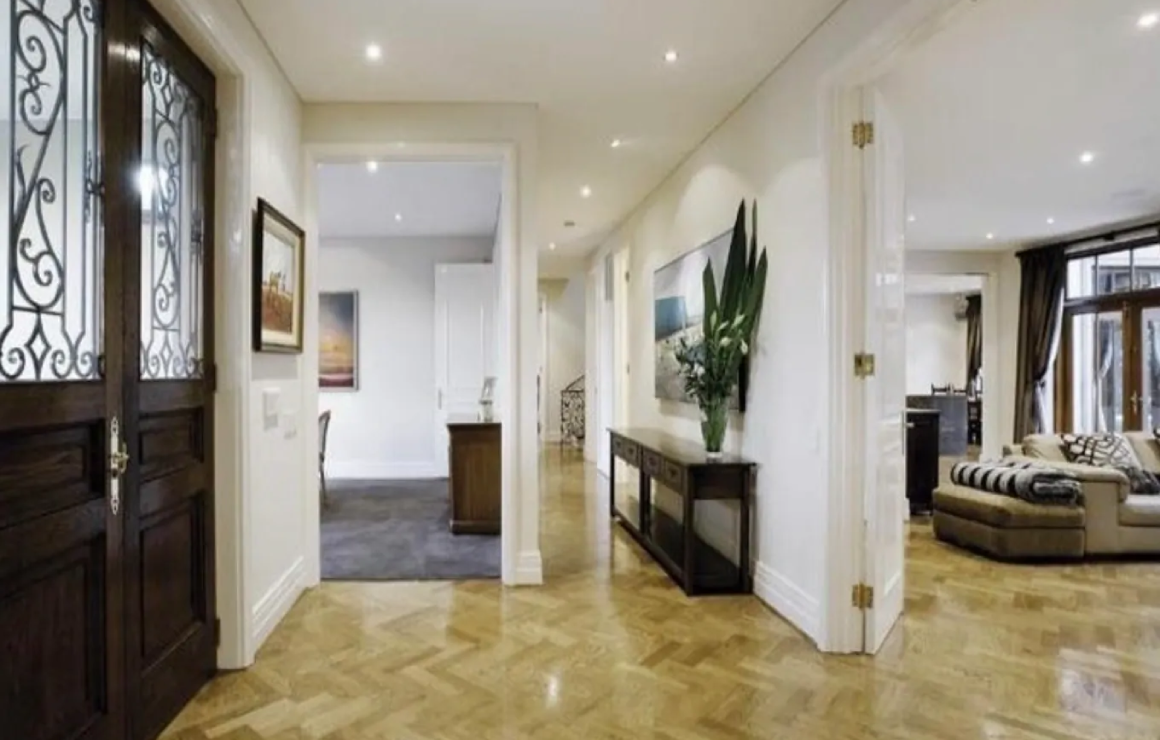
(608, 428, 755, 596)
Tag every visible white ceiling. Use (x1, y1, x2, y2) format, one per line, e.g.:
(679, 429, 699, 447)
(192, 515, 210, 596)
(884, 0, 1160, 252)
(906, 273, 984, 296)
(317, 161, 501, 239)
(238, 0, 844, 269)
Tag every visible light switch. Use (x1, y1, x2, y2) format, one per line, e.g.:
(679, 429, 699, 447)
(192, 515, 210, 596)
(282, 410, 298, 439)
(262, 388, 280, 430)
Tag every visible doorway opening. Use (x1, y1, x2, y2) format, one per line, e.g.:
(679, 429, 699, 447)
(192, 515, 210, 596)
(904, 273, 987, 511)
(314, 159, 505, 581)
(827, 0, 1160, 655)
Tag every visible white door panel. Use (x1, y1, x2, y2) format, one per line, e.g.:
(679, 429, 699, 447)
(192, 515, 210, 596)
(435, 264, 496, 477)
(862, 88, 907, 653)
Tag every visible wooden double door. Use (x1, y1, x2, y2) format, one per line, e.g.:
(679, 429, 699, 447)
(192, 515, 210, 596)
(0, 1, 217, 739)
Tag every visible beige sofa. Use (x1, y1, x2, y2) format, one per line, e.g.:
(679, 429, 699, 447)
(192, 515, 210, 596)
(934, 432, 1160, 559)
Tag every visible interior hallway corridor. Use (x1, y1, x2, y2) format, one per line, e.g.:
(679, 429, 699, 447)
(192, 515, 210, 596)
(161, 450, 1160, 739)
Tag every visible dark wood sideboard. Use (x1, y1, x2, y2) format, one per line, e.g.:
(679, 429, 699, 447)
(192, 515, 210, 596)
(608, 429, 755, 596)
(447, 418, 501, 534)
(905, 408, 939, 515)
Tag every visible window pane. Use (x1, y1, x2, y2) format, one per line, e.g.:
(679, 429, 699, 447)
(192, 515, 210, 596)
(1068, 255, 1096, 299)
(1134, 245, 1160, 291)
(1070, 312, 1124, 433)
(1, 0, 103, 381)
(1096, 251, 1133, 295)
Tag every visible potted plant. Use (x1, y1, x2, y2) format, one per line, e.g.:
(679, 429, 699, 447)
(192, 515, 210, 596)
(674, 201, 768, 458)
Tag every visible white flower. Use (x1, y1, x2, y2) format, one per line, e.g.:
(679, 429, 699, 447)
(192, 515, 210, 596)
(695, 366, 705, 377)
(720, 337, 732, 348)
(740, 340, 749, 355)
(732, 314, 745, 328)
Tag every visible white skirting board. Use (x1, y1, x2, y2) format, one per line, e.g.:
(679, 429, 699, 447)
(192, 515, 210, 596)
(252, 556, 306, 651)
(512, 549, 543, 585)
(753, 562, 821, 644)
(326, 461, 440, 480)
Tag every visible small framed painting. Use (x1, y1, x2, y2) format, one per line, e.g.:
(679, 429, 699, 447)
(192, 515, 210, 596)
(252, 198, 305, 353)
(319, 291, 359, 391)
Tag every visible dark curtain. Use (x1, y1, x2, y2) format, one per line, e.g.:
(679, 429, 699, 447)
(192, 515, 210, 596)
(965, 294, 982, 391)
(1013, 249, 1067, 439)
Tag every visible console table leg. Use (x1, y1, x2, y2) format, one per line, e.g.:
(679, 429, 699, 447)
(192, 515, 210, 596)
(739, 470, 752, 592)
(683, 474, 696, 596)
(608, 438, 616, 520)
(640, 468, 652, 535)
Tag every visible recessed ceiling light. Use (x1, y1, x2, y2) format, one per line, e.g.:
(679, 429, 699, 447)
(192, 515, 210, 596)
(549, 242, 557, 251)
(986, 233, 995, 241)
(907, 214, 916, 223)
(580, 186, 592, 198)
(365, 44, 382, 61)
(664, 49, 678, 63)
(394, 213, 402, 222)
(1138, 12, 1159, 29)
(366, 160, 378, 173)
(1080, 151, 1096, 165)
(610, 139, 622, 149)
(1047, 217, 1056, 225)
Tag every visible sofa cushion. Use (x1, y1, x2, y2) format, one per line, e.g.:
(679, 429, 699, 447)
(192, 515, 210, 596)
(1126, 432, 1160, 473)
(934, 485, 1084, 529)
(1059, 432, 1141, 467)
(1022, 434, 1068, 463)
(1119, 495, 1160, 526)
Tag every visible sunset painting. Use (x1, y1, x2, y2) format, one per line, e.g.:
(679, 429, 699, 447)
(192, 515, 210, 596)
(319, 291, 358, 390)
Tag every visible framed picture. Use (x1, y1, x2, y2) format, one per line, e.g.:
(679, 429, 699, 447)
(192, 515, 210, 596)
(319, 291, 359, 391)
(653, 229, 746, 411)
(252, 198, 305, 352)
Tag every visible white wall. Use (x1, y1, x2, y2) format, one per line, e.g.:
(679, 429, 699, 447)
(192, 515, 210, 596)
(538, 277, 586, 442)
(301, 103, 542, 585)
(319, 237, 492, 477)
(904, 294, 968, 394)
(156, 0, 305, 668)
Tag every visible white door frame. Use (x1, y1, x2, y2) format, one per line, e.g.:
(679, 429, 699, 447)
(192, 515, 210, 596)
(302, 142, 532, 588)
(820, 0, 971, 653)
(595, 253, 616, 477)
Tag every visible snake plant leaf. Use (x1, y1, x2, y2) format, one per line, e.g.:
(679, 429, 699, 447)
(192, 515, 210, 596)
(721, 201, 748, 320)
(702, 261, 718, 338)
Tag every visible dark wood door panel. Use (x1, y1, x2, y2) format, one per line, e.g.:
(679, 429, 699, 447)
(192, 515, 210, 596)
(0, 535, 109, 740)
(0, 422, 103, 530)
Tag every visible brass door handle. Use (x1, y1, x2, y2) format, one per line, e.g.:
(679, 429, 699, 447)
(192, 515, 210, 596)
(109, 416, 130, 516)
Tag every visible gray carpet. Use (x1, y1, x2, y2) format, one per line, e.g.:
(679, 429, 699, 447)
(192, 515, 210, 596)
(321, 479, 500, 581)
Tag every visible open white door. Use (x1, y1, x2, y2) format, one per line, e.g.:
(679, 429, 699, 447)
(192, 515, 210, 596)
(434, 263, 496, 477)
(860, 88, 907, 653)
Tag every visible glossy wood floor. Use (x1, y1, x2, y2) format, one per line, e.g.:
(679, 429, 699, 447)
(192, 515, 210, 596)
(163, 449, 1160, 740)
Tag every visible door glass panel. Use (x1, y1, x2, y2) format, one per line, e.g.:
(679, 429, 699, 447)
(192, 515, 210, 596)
(139, 44, 204, 379)
(1070, 312, 1124, 433)
(1067, 255, 1096, 299)
(1140, 306, 1160, 431)
(1, 0, 103, 381)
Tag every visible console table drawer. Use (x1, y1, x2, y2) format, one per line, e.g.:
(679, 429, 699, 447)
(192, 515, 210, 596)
(661, 459, 685, 491)
(612, 436, 639, 466)
(641, 449, 663, 478)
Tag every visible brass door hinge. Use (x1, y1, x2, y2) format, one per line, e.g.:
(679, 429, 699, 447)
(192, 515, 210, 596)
(851, 583, 874, 609)
(852, 121, 875, 149)
(854, 352, 876, 378)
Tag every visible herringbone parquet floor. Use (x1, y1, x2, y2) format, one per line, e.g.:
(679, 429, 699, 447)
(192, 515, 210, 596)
(162, 449, 1160, 740)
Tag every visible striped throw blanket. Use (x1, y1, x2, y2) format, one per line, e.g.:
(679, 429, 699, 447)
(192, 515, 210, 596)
(950, 460, 1081, 506)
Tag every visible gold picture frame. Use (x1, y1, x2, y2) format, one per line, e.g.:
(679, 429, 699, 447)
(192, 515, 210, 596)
(252, 198, 305, 353)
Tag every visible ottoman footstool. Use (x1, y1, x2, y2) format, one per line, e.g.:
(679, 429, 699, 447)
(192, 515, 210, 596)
(932, 484, 1085, 560)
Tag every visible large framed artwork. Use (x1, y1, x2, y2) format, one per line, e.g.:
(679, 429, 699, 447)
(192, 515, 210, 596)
(319, 291, 359, 390)
(653, 230, 745, 410)
(252, 198, 305, 352)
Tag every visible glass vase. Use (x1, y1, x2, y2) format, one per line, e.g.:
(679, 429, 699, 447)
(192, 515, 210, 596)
(700, 399, 728, 459)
